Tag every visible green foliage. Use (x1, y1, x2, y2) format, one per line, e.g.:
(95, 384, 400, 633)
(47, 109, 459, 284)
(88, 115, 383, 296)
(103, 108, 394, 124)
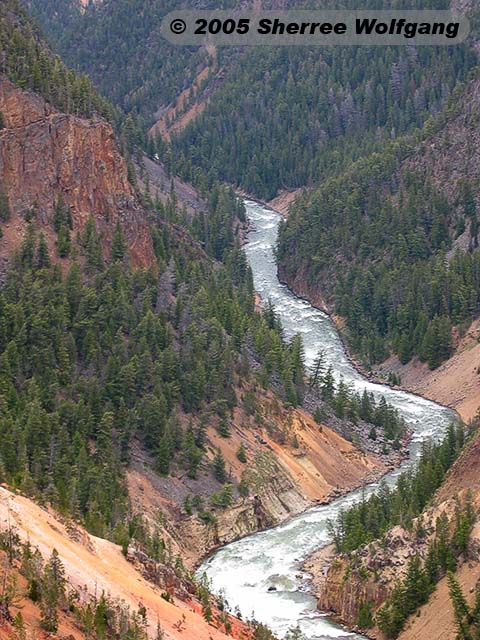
(40, 549, 66, 633)
(172, 11, 475, 199)
(278, 133, 480, 369)
(0, 210, 302, 535)
(36, 233, 50, 269)
(357, 601, 374, 629)
(329, 423, 467, 553)
(212, 450, 228, 483)
(0, 0, 115, 122)
(253, 623, 276, 640)
(53, 201, 71, 256)
(209, 484, 233, 509)
(236, 442, 247, 463)
(377, 498, 475, 639)
(111, 220, 126, 263)
(319, 375, 406, 441)
(0, 186, 11, 223)
(25, 0, 230, 118)
(190, 185, 245, 261)
(199, 510, 217, 525)
(447, 572, 480, 640)
(216, 414, 231, 438)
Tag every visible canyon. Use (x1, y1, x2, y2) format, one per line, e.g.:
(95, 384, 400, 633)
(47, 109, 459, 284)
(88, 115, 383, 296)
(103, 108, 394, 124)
(0, 72, 389, 640)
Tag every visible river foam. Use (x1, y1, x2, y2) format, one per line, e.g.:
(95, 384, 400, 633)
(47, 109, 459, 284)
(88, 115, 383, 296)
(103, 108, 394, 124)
(197, 200, 456, 640)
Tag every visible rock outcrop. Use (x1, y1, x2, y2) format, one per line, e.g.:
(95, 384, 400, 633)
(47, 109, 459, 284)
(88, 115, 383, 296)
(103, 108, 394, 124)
(308, 427, 480, 639)
(0, 77, 154, 268)
(127, 399, 386, 569)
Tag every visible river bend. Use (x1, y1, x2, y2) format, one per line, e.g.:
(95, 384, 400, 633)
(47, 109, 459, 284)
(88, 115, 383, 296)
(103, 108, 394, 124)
(197, 200, 457, 640)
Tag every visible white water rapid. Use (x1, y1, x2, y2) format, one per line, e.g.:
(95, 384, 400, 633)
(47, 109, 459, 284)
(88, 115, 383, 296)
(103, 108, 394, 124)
(197, 200, 457, 640)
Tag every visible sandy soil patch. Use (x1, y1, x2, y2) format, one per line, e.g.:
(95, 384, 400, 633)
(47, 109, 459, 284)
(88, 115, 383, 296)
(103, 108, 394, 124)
(376, 319, 480, 422)
(0, 487, 243, 640)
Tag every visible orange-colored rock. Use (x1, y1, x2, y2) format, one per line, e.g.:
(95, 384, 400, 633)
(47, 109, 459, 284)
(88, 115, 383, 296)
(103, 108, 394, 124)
(0, 77, 154, 269)
(0, 486, 248, 640)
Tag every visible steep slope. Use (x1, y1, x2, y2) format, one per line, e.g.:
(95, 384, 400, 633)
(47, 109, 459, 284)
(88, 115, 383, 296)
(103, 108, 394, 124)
(0, 10, 405, 640)
(376, 318, 480, 423)
(0, 486, 248, 640)
(148, 51, 219, 142)
(4, 5, 470, 640)
(307, 421, 480, 640)
(278, 70, 480, 371)
(0, 78, 155, 269)
(24, 0, 233, 118)
(127, 399, 386, 569)
(172, 0, 477, 199)
(284, 74, 480, 636)
(27, 0, 478, 201)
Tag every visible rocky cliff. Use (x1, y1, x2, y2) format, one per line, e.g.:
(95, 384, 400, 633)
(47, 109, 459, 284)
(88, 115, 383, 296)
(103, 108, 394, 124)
(0, 77, 154, 268)
(127, 399, 386, 569)
(308, 426, 480, 639)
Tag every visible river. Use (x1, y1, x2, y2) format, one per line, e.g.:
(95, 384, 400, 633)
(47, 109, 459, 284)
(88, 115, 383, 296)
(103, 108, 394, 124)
(197, 200, 457, 640)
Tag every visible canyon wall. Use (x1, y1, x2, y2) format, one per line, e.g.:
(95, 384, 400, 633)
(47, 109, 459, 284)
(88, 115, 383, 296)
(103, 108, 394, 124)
(0, 78, 154, 268)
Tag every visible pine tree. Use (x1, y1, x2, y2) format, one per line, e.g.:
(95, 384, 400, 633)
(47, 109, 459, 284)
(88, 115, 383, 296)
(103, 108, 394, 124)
(111, 220, 126, 262)
(156, 435, 171, 476)
(12, 612, 26, 640)
(40, 549, 65, 633)
(309, 349, 325, 389)
(217, 414, 230, 438)
(212, 449, 227, 483)
(202, 602, 213, 623)
(448, 572, 473, 639)
(0, 188, 10, 222)
(402, 555, 429, 616)
(321, 366, 335, 401)
(236, 442, 247, 463)
(83, 218, 103, 269)
(36, 233, 50, 269)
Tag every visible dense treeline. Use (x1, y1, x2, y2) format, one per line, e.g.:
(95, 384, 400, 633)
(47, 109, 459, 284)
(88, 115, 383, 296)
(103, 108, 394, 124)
(172, 0, 475, 199)
(373, 497, 475, 638)
(328, 422, 467, 553)
(2, 0, 403, 549)
(278, 127, 480, 368)
(0, 0, 117, 122)
(308, 349, 405, 444)
(0, 0, 149, 174)
(0, 207, 307, 537)
(26, 1, 478, 201)
(25, 0, 237, 117)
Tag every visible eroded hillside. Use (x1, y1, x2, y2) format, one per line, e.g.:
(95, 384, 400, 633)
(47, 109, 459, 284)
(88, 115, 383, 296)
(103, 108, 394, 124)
(0, 78, 155, 269)
(306, 414, 480, 640)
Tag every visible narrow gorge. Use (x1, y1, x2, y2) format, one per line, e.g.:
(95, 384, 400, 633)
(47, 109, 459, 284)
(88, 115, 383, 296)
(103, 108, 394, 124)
(197, 201, 457, 640)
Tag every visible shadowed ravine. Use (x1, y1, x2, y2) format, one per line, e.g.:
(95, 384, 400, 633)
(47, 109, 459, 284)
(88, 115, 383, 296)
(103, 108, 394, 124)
(197, 200, 457, 640)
